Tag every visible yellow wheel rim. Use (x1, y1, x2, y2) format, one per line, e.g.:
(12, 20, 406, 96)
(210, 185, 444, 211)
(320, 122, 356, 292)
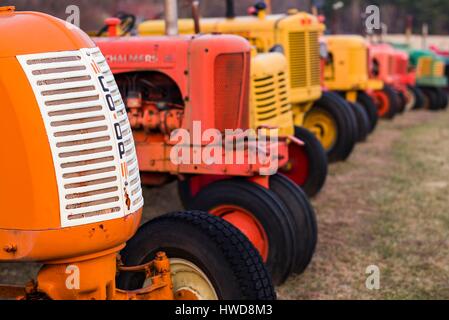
(170, 258, 218, 300)
(144, 258, 218, 300)
(303, 108, 338, 151)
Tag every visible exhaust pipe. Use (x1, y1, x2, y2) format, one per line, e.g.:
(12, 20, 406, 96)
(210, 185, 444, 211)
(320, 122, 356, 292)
(165, 0, 178, 36)
(192, 1, 201, 34)
(226, 0, 235, 19)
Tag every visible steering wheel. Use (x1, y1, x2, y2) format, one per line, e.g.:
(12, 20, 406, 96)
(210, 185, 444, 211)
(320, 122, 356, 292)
(97, 12, 136, 37)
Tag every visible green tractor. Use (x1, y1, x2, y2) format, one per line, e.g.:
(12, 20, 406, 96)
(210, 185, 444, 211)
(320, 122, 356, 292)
(392, 43, 448, 110)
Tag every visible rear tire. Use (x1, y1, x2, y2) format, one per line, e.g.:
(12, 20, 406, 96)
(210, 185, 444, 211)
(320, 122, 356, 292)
(186, 178, 296, 285)
(421, 87, 440, 110)
(117, 211, 276, 300)
(397, 90, 407, 113)
(356, 91, 379, 133)
(268, 174, 317, 274)
(280, 126, 328, 197)
(348, 101, 370, 142)
(436, 87, 448, 109)
(407, 85, 424, 110)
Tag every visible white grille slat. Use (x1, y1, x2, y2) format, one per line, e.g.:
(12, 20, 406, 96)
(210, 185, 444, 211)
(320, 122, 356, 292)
(44, 91, 100, 103)
(63, 171, 117, 183)
(39, 80, 94, 91)
(33, 70, 90, 82)
(58, 150, 116, 163)
(61, 161, 116, 175)
(56, 141, 114, 154)
(29, 60, 85, 72)
(48, 110, 106, 122)
(53, 120, 109, 131)
(67, 201, 121, 216)
(64, 181, 121, 195)
(18, 48, 143, 227)
(55, 130, 109, 143)
(65, 191, 120, 204)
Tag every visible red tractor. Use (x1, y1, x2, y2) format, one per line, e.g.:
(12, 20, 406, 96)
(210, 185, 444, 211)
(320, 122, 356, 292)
(93, 1, 317, 285)
(368, 43, 422, 118)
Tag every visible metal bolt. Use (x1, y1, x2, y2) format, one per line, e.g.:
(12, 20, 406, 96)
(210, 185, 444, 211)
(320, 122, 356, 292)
(4, 244, 17, 253)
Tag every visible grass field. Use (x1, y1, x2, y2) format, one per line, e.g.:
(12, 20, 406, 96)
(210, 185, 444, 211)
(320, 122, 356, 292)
(1, 109, 449, 300)
(278, 109, 449, 299)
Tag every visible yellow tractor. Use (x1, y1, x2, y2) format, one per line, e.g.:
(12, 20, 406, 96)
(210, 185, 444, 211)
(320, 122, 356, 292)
(323, 35, 381, 134)
(138, 1, 359, 164)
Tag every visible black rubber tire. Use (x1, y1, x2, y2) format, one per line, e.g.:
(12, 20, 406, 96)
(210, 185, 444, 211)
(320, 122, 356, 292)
(348, 101, 370, 142)
(186, 179, 296, 285)
(268, 174, 317, 274)
(117, 211, 276, 300)
(436, 87, 448, 109)
(309, 91, 357, 163)
(397, 90, 407, 113)
(420, 87, 440, 111)
(356, 91, 379, 133)
(282, 126, 328, 197)
(380, 85, 400, 119)
(408, 85, 425, 110)
(178, 176, 196, 207)
(327, 91, 358, 161)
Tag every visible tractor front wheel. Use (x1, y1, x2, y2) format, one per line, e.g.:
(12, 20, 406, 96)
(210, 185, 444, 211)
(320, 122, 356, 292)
(356, 91, 379, 133)
(117, 211, 276, 300)
(348, 101, 370, 142)
(372, 85, 399, 119)
(280, 126, 328, 197)
(305, 92, 356, 162)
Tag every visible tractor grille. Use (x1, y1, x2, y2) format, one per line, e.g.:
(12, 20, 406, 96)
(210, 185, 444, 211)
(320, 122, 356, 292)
(388, 55, 396, 76)
(417, 57, 432, 77)
(288, 31, 320, 88)
(309, 31, 321, 86)
(253, 72, 291, 122)
(18, 48, 143, 227)
(289, 31, 307, 88)
(433, 60, 445, 77)
(396, 57, 408, 76)
(214, 53, 249, 131)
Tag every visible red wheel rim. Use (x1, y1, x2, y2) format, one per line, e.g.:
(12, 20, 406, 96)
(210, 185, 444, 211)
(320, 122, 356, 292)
(373, 90, 390, 117)
(281, 142, 310, 186)
(210, 205, 269, 261)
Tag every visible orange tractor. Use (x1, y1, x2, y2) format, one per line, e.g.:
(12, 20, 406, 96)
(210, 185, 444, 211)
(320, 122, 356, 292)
(0, 7, 275, 300)
(93, 0, 317, 285)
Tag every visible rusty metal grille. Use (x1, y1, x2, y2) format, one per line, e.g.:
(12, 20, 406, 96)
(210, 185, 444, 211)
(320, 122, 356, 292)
(214, 53, 245, 131)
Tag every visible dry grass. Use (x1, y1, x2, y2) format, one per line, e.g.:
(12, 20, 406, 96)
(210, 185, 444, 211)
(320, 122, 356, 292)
(2, 110, 449, 300)
(278, 110, 449, 300)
